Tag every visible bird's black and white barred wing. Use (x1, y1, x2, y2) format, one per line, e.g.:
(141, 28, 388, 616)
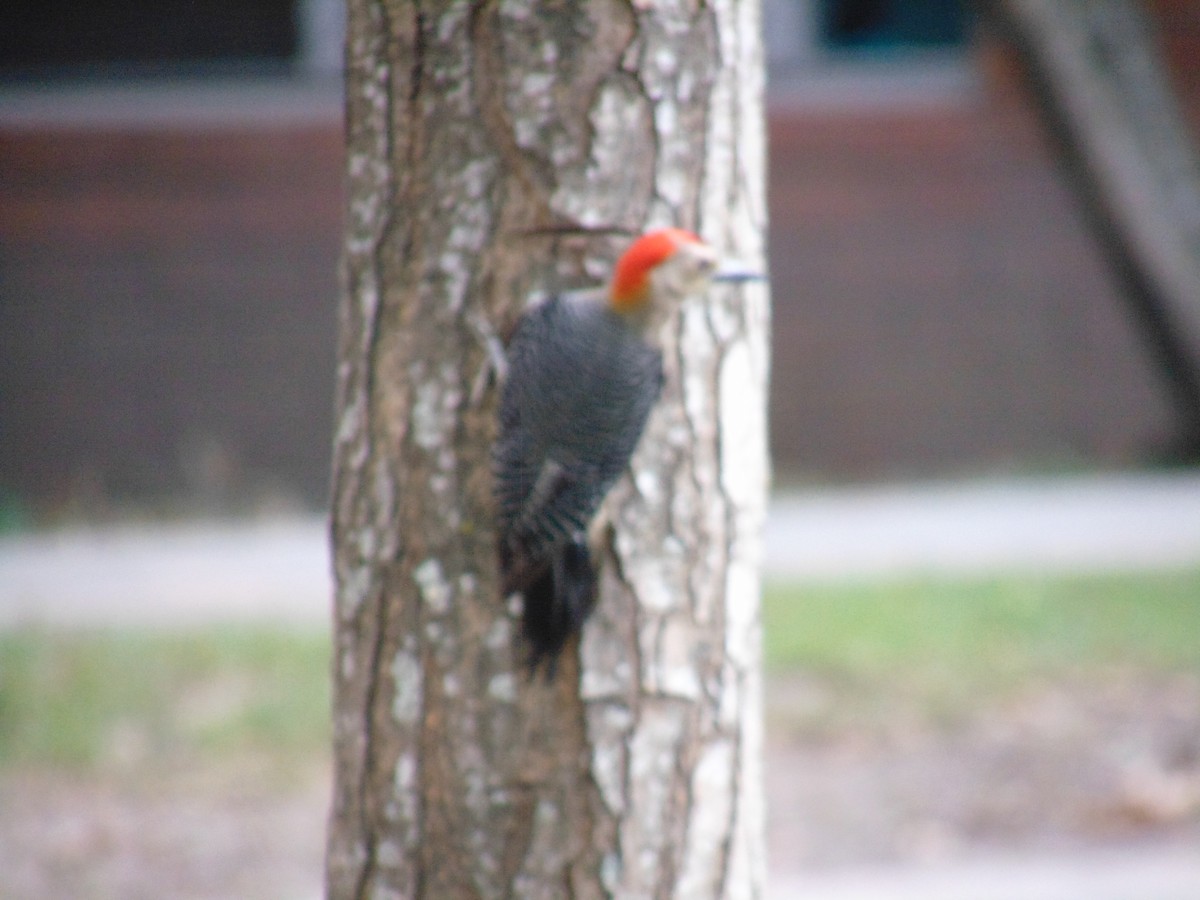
(492, 295, 663, 593)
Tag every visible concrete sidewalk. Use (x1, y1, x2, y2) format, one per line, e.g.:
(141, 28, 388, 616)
(1, 471, 1199, 628)
(769, 846, 1200, 900)
(767, 469, 1200, 579)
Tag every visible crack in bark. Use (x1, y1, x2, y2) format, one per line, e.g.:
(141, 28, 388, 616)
(341, 2, 426, 896)
(705, 291, 752, 900)
(603, 523, 643, 844)
(350, 578, 390, 898)
(469, 0, 563, 235)
(707, 312, 740, 900)
(718, 703, 745, 897)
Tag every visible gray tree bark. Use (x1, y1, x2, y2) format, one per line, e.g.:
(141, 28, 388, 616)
(983, 0, 1200, 455)
(326, 2, 769, 898)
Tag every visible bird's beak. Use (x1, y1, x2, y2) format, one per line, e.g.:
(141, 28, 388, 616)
(712, 264, 765, 284)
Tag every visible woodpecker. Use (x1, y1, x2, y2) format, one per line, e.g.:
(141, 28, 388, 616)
(493, 228, 758, 672)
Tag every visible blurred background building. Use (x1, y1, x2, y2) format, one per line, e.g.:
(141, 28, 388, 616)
(2, 0, 1198, 520)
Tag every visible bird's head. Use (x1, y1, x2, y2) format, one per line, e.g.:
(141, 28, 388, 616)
(608, 228, 761, 318)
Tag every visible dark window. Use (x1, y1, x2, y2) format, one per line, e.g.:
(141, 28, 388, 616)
(820, 0, 968, 51)
(1, 0, 297, 77)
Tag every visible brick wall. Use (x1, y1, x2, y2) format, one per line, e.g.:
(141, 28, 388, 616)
(766, 94, 1172, 480)
(0, 127, 343, 514)
(1, 28, 1195, 512)
(1152, 0, 1200, 132)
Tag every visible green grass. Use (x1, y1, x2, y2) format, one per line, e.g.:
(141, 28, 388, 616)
(3, 567, 1197, 768)
(763, 566, 1200, 726)
(0, 626, 330, 770)
(764, 567, 1200, 674)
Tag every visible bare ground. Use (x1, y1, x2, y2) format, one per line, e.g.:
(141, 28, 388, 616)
(2, 672, 1198, 899)
(764, 670, 1200, 871)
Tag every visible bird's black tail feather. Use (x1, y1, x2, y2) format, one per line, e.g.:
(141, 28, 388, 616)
(521, 539, 597, 677)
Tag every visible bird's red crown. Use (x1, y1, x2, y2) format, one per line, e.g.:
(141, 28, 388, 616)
(609, 228, 705, 312)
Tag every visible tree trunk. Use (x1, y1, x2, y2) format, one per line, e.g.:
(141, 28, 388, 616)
(326, 2, 769, 898)
(982, 0, 1200, 457)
